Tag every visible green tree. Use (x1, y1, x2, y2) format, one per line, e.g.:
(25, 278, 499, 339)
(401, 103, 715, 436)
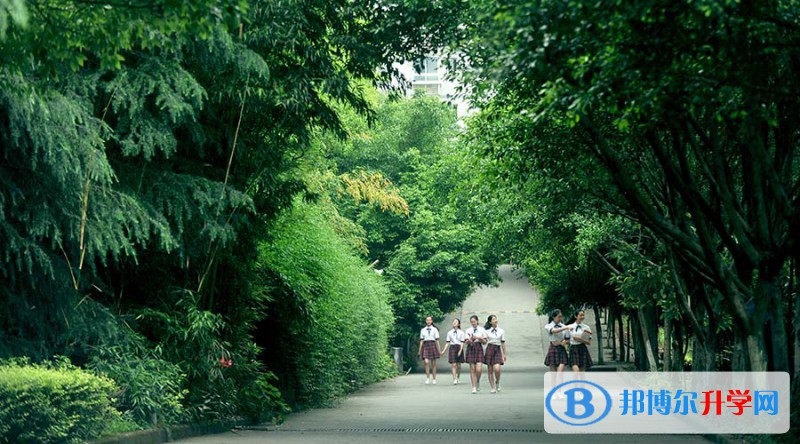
(0, 0, 468, 424)
(433, 0, 800, 377)
(315, 92, 500, 341)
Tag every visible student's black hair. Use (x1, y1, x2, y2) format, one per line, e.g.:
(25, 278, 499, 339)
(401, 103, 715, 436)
(548, 309, 562, 324)
(566, 309, 585, 326)
(484, 314, 497, 330)
(452, 318, 461, 329)
(469, 314, 479, 322)
(424, 315, 438, 330)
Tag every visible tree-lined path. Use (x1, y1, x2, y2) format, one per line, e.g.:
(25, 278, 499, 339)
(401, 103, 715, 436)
(3, 2, 798, 441)
(176, 266, 708, 443)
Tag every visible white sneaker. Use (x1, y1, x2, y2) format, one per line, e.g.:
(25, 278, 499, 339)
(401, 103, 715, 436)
(496, 383, 502, 392)
(424, 378, 430, 385)
(453, 380, 457, 385)
(476, 384, 481, 392)
(490, 388, 497, 394)
(471, 388, 477, 394)
(432, 379, 437, 385)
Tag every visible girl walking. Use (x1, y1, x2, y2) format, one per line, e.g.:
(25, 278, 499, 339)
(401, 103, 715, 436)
(464, 315, 486, 394)
(567, 309, 593, 374)
(442, 318, 466, 385)
(482, 314, 507, 394)
(544, 309, 571, 398)
(419, 316, 442, 384)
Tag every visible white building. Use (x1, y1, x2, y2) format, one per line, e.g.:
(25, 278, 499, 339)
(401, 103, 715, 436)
(395, 56, 471, 119)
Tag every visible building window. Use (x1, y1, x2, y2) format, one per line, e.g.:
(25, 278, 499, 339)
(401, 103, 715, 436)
(413, 83, 441, 96)
(413, 57, 439, 82)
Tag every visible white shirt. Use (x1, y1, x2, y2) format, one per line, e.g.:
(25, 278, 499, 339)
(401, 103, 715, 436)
(446, 329, 466, 345)
(465, 325, 486, 344)
(420, 325, 440, 341)
(569, 323, 592, 345)
(545, 322, 569, 343)
(485, 326, 505, 345)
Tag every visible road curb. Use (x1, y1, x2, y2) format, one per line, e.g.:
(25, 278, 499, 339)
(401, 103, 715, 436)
(93, 422, 234, 444)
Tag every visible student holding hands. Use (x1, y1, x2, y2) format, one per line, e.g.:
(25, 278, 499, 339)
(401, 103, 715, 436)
(464, 315, 487, 394)
(483, 314, 507, 394)
(442, 318, 466, 385)
(544, 309, 570, 398)
(567, 309, 593, 373)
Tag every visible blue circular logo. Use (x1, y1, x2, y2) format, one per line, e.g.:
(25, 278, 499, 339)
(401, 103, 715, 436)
(545, 380, 612, 426)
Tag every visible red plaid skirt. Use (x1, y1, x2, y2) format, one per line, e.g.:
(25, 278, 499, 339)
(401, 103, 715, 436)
(465, 342, 484, 363)
(420, 341, 440, 360)
(483, 344, 504, 366)
(448, 344, 464, 363)
(569, 343, 593, 369)
(544, 344, 569, 367)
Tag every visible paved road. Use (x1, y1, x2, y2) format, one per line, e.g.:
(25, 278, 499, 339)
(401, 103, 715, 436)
(176, 265, 710, 443)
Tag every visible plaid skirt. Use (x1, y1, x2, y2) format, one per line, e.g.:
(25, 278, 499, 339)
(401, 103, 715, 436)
(420, 340, 440, 360)
(483, 344, 504, 366)
(448, 344, 465, 363)
(569, 343, 593, 369)
(544, 344, 569, 367)
(465, 342, 484, 364)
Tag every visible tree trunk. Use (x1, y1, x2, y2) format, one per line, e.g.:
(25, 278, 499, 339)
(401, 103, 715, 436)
(671, 320, 683, 370)
(610, 307, 617, 361)
(593, 305, 604, 365)
(631, 314, 641, 368)
(732, 274, 782, 372)
(645, 306, 660, 367)
(766, 276, 789, 372)
(664, 316, 672, 371)
(637, 309, 658, 371)
(626, 315, 631, 363)
(745, 335, 767, 371)
(693, 335, 716, 371)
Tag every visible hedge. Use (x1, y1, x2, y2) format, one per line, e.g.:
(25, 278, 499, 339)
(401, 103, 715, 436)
(0, 360, 120, 443)
(257, 200, 397, 407)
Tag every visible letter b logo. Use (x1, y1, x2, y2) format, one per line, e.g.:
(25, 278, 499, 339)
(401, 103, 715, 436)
(564, 387, 595, 419)
(545, 379, 612, 428)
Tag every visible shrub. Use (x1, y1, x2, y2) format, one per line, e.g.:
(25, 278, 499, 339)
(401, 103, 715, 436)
(89, 345, 187, 427)
(0, 358, 120, 443)
(256, 200, 397, 407)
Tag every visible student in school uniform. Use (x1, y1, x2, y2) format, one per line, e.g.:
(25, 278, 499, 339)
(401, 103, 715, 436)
(442, 318, 466, 385)
(567, 309, 593, 373)
(419, 316, 442, 385)
(464, 315, 487, 394)
(544, 309, 571, 398)
(482, 314, 507, 394)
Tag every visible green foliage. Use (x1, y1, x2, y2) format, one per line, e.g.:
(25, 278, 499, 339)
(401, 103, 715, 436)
(313, 92, 500, 339)
(0, 358, 120, 443)
(1, 1, 246, 71)
(385, 207, 494, 333)
(256, 200, 396, 407)
(1, 0, 455, 428)
(333, 91, 459, 183)
(0, 0, 26, 40)
(89, 345, 187, 427)
(420, 0, 800, 371)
